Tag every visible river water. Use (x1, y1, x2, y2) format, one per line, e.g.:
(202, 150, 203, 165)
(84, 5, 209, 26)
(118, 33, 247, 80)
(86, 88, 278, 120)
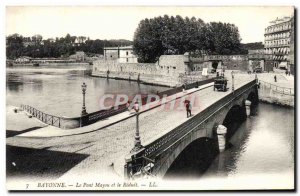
(6, 65, 168, 117)
(203, 103, 294, 188)
(165, 102, 294, 189)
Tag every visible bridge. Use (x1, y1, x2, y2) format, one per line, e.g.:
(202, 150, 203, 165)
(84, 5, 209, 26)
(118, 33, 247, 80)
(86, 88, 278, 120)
(122, 77, 258, 179)
(6, 73, 259, 183)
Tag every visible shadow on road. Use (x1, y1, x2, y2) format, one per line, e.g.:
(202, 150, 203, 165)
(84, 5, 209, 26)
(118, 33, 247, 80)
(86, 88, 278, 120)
(6, 126, 43, 138)
(6, 145, 89, 179)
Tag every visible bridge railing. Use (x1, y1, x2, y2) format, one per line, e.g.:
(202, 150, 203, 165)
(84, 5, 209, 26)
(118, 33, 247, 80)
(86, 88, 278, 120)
(20, 104, 61, 128)
(258, 80, 294, 95)
(84, 77, 216, 126)
(139, 79, 257, 176)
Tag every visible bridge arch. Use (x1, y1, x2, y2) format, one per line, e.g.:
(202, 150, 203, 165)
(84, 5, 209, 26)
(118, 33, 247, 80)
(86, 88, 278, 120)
(211, 60, 223, 70)
(247, 91, 259, 106)
(222, 104, 246, 140)
(164, 137, 219, 179)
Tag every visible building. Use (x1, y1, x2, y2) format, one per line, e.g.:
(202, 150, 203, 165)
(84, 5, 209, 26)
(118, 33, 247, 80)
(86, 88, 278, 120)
(15, 56, 31, 63)
(75, 36, 88, 45)
(289, 16, 295, 74)
(103, 45, 138, 63)
(264, 16, 293, 70)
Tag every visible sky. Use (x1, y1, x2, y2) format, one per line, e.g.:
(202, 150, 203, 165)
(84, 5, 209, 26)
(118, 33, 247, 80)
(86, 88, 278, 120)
(6, 6, 294, 43)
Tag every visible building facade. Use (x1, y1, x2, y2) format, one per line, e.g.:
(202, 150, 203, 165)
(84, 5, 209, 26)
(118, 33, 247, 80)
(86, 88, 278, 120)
(289, 16, 295, 74)
(264, 16, 293, 70)
(103, 45, 138, 63)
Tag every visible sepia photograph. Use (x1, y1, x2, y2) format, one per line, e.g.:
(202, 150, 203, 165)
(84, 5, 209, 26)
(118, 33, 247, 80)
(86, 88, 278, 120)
(5, 4, 295, 191)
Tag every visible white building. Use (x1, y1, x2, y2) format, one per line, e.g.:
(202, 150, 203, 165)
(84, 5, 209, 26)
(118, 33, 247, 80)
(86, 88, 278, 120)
(15, 56, 31, 63)
(103, 45, 138, 63)
(264, 16, 293, 69)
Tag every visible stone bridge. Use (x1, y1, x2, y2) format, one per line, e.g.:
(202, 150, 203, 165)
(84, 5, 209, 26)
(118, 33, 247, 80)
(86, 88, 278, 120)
(123, 79, 258, 179)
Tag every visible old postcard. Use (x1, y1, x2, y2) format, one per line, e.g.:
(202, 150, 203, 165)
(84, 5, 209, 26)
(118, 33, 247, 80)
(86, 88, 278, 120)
(5, 6, 295, 191)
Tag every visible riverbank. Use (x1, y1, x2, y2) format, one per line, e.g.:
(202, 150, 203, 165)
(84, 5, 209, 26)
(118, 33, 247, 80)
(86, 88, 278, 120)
(89, 73, 173, 88)
(8, 62, 90, 68)
(257, 73, 294, 107)
(91, 71, 179, 87)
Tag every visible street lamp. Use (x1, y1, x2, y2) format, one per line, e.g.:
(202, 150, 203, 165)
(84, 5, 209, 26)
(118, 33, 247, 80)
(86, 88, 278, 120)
(131, 102, 143, 153)
(81, 82, 88, 116)
(231, 71, 234, 92)
(255, 72, 258, 84)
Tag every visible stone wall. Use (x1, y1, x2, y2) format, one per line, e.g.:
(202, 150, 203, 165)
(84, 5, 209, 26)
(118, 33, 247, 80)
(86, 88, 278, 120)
(158, 55, 190, 74)
(92, 55, 191, 87)
(258, 82, 294, 107)
(223, 57, 248, 71)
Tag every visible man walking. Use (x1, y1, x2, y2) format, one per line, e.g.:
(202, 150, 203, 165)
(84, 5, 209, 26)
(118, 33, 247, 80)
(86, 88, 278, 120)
(185, 101, 192, 118)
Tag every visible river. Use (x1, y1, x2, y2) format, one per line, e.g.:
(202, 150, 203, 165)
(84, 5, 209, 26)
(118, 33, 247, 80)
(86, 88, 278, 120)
(6, 65, 169, 117)
(164, 103, 294, 189)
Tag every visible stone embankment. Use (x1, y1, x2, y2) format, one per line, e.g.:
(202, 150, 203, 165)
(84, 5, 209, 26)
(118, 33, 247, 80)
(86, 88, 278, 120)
(257, 73, 294, 107)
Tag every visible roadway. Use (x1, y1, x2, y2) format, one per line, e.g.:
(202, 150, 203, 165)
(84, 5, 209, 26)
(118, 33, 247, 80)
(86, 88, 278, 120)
(6, 72, 256, 186)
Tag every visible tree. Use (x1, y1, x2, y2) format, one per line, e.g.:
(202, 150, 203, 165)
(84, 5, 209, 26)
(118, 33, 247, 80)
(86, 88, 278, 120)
(6, 33, 133, 59)
(203, 22, 243, 55)
(133, 16, 244, 63)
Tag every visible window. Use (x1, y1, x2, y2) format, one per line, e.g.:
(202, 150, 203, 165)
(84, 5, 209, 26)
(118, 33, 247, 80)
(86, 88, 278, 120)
(126, 51, 128, 56)
(126, 58, 128, 62)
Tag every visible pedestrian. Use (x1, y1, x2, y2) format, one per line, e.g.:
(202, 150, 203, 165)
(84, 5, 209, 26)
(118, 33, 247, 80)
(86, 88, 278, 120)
(182, 83, 187, 93)
(274, 75, 277, 82)
(133, 101, 139, 112)
(126, 101, 131, 112)
(185, 101, 192, 118)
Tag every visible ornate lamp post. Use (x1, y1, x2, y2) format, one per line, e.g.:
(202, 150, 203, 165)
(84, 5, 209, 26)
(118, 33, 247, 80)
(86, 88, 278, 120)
(131, 102, 143, 153)
(81, 82, 88, 116)
(231, 71, 234, 92)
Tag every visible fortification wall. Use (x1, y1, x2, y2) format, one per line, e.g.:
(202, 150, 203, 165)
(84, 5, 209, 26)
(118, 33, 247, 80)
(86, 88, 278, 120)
(92, 55, 191, 87)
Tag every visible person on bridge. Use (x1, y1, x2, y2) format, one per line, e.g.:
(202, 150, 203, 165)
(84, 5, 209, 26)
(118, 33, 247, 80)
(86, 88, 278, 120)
(126, 101, 131, 113)
(185, 100, 192, 118)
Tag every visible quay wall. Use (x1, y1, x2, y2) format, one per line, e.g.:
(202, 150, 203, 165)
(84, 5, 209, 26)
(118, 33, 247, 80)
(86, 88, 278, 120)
(92, 55, 191, 87)
(191, 55, 249, 72)
(258, 82, 294, 107)
(8, 62, 90, 67)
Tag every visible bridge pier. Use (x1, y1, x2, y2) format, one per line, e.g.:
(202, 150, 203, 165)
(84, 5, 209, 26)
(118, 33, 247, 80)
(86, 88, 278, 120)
(245, 100, 252, 117)
(216, 125, 227, 152)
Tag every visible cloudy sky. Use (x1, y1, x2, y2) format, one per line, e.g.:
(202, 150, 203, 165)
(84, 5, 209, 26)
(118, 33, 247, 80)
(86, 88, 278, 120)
(6, 6, 294, 43)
